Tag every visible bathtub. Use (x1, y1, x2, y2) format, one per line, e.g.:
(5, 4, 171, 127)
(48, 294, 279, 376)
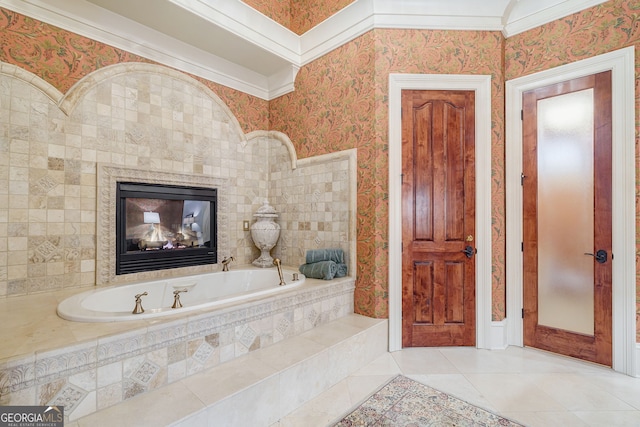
(57, 268, 305, 322)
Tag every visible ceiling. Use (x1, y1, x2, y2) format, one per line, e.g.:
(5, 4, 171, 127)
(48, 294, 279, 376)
(3, 0, 608, 100)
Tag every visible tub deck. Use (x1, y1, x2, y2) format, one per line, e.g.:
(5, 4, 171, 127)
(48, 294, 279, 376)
(0, 272, 355, 423)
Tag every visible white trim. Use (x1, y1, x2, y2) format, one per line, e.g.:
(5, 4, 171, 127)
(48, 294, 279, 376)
(503, 0, 608, 37)
(2, 0, 604, 100)
(2, 0, 295, 100)
(388, 74, 493, 351)
(505, 47, 636, 376)
(491, 320, 509, 350)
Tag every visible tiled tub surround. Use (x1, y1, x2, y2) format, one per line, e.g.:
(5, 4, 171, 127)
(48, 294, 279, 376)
(0, 60, 356, 295)
(0, 274, 355, 421)
(0, 62, 359, 421)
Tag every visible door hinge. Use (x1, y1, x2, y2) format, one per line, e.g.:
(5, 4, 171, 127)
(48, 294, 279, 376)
(521, 109, 524, 120)
(521, 242, 523, 252)
(401, 173, 404, 184)
(521, 173, 526, 185)
(401, 241, 403, 253)
(522, 308, 524, 319)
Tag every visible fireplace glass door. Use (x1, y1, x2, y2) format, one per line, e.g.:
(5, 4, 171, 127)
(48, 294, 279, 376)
(116, 182, 217, 274)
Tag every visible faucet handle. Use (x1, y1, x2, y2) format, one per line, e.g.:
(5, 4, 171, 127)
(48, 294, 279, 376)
(173, 289, 188, 295)
(135, 292, 148, 301)
(221, 256, 234, 271)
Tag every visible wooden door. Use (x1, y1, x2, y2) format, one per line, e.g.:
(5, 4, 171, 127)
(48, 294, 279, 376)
(522, 71, 612, 366)
(401, 90, 476, 347)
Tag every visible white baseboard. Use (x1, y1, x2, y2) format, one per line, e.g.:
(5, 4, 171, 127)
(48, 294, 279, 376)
(489, 319, 509, 350)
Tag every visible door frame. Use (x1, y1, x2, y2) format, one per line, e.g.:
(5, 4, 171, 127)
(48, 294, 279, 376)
(389, 74, 493, 351)
(505, 47, 636, 376)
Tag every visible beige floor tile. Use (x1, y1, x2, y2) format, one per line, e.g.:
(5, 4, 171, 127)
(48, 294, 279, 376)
(391, 347, 459, 374)
(463, 372, 566, 412)
(574, 410, 640, 427)
(526, 372, 634, 411)
(502, 410, 590, 427)
(351, 352, 401, 377)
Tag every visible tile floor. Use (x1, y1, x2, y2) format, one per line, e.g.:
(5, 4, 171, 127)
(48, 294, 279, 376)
(275, 346, 640, 427)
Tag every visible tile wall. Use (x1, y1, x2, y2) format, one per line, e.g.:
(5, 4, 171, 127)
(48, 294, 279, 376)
(0, 61, 355, 296)
(0, 60, 358, 422)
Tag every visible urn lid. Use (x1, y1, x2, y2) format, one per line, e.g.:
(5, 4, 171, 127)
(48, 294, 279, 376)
(254, 200, 278, 218)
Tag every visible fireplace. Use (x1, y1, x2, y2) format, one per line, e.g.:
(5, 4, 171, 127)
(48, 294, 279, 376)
(116, 182, 217, 275)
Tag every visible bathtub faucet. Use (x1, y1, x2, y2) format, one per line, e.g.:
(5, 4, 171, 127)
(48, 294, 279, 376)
(273, 258, 286, 286)
(221, 256, 234, 272)
(172, 289, 188, 309)
(132, 292, 148, 314)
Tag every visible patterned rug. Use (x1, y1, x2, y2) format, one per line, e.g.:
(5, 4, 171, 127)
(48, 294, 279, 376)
(333, 375, 524, 427)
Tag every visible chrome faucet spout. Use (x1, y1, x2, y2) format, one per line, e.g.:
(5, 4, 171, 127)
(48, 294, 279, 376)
(132, 292, 148, 314)
(273, 258, 286, 286)
(172, 289, 188, 309)
(221, 256, 234, 272)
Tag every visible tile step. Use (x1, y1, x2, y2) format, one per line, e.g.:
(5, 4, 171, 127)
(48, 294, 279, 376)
(73, 314, 388, 427)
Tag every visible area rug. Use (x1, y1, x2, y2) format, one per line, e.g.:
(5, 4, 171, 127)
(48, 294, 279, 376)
(333, 375, 524, 427)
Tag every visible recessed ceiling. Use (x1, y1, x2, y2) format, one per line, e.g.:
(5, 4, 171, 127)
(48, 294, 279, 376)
(2, 0, 608, 99)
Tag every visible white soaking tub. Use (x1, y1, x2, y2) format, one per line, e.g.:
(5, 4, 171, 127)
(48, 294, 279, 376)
(57, 268, 305, 322)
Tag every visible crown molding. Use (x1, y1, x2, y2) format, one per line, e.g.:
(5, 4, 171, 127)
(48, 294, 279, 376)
(2, 0, 282, 99)
(503, 0, 608, 37)
(0, 0, 606, 100)
(168, 0, 300, 64)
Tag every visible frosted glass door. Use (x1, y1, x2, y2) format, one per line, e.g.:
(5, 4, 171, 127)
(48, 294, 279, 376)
(537, 89, 594, 336)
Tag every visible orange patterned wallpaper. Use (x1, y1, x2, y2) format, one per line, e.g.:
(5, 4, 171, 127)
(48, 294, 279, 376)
(0, 8, 269, 133)
(270, 29, 506, 318)
(270, 32, 379, 313)
(504, 0, 640, 340)
(241, 0, 291, 29)
(376, 29, 507, 320)
(243, 0, 355, 34)
(290, 0, 355, 35)
(2, 0, 639, 336)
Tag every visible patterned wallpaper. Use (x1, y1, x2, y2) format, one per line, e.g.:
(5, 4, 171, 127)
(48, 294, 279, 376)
(0, 8, 269, 133)
(242, 0, 355, 34)
(290, 0, 355, 35)
(270, 29, 506, 318)
(269, 33, 379, 314)
(504, 0, 640, 341)
(241, 0, 291, 29)
(1, 0, 639, 335)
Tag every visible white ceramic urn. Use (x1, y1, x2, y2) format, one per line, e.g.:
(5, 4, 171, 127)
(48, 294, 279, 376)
(250, 200, 281, 267)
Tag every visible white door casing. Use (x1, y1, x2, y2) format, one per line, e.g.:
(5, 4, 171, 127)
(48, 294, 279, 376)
(505, 47, 636, 376)
(388, 74, 493, 351)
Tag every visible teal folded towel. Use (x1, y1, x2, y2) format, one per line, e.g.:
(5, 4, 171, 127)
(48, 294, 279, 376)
(336, 263, 348, 278)
(299, 261, 338, 280)
(306, 248, 344, 264)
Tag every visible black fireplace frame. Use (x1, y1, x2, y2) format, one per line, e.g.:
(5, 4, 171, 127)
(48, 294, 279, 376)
(116, 182, 217, 275)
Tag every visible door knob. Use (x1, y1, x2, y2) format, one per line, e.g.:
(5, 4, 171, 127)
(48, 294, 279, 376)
(461, 246, 476, 259)
(584, 249, 607, 264)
